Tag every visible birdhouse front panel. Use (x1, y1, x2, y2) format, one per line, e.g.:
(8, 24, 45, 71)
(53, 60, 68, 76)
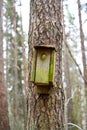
(35, 49, 50, 85)
(30, 46, 56, 89)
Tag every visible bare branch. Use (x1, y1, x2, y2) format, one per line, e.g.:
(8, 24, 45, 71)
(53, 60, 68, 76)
(65, 123, 83, 130)
(65, 42, 87, 83)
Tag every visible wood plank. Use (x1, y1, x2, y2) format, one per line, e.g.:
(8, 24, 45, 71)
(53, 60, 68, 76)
(35, 49, 50, 85)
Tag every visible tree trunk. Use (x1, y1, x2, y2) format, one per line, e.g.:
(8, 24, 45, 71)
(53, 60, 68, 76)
(77, 0, 87, 129)
(28, 0, 64, 130)
(13, 2, 19, 130)
(0, 0, 10, 130)
(63, 42, 73, 129)
(64, 43, 73, 128)
(62, 2, 73, 128)
(20, 12, 28, 130)
(63, 14, 73, 128)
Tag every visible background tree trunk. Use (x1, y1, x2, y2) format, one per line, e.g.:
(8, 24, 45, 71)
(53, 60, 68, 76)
(13, 2, 19, 130)
(20, 12, 28, 130)
(0, 0, 10, 130)
(64, 43, 73, 129)
(77, 0, 87, 129)
(28, 0, 64, 130)
(62, 2, 73, 128)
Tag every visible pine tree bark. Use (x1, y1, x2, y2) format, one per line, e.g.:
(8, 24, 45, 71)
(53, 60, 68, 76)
(77, 0, 87, 129)
(28, 0, 64, 130)
(0, 0, 10, 130)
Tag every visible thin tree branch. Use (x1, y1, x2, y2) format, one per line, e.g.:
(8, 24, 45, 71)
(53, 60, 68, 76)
(65, 123, 83, 130)
(65, 42, 87, 83)
(65, 88, 76, 106)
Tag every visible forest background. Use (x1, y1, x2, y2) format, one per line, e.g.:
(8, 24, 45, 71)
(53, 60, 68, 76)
(0, 0, 87, 130)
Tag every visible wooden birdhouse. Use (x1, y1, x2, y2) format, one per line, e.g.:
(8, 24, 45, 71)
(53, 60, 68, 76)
(31, 46, 55, 94)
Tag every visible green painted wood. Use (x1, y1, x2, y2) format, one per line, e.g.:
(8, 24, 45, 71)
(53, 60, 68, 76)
(35, 49, 50, 85)
(49, 50, 55, 85)
(31, 47, 55, 95)
(30, 49, 37, 82)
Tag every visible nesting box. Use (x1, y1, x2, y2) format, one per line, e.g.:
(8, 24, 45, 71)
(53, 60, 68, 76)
(31, 46, 55, 94)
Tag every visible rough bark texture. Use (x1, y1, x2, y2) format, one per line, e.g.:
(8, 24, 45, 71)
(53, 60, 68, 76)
(0, 0, 10, 130)
(77, 0, 87, 129)
(28, 0, 64, 130)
